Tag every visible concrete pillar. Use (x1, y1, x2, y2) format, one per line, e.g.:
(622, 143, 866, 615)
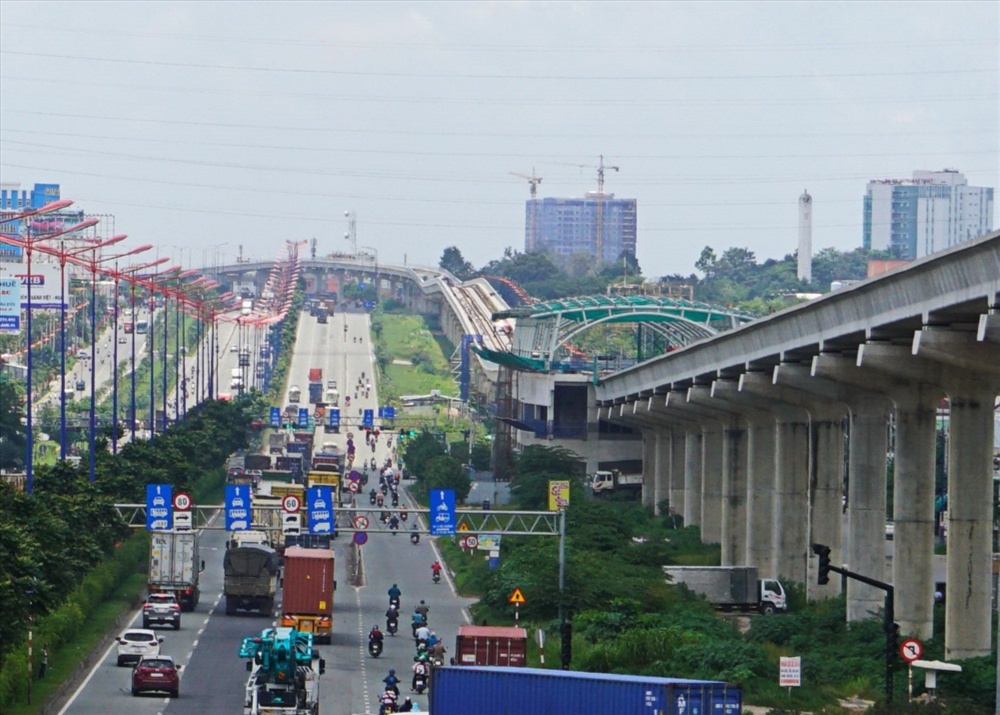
(721, 419, 749, 565)
(746, 420, 777, 576)
(773, 416, 811, 585)
(808, 408, 847, 600)
(684, 431, 703, 528)
(669, 430, 686, 522)
(701, 425, 724, 545)
(642, 431, 658, 511)
(945, 390, 995, 659)
(653, 431, 670, 515)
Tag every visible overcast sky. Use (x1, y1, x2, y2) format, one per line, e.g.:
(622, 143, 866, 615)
(1, 1, 996, 278)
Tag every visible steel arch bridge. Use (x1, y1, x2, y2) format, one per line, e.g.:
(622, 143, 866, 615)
(486, 293, 755, 371)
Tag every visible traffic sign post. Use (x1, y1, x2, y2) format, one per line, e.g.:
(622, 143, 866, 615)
(146, 484, 173, 531)
(900, 638, 923, 701)
(172, 492, 192, 512)
(224, 485, 250, 531)
(430, 489, 456, 536)
(282, 494, 301, 513)
(509, 587, 526, 622)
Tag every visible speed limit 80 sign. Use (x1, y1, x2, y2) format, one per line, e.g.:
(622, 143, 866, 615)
(172, 492, 193, 511)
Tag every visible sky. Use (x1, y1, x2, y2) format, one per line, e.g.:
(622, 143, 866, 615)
(0, 1, 997, 278)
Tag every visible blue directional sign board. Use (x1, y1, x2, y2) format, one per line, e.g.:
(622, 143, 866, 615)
(225, 485, 251, 531)
(307, 486, 334, 535)
(430, 489, 456, 536)
(269, 407, 281, 428)
(297, 408, 309, 428)
(383, 406, 395, 420)
(377, 406, 384, 419)
(362, 409, 374, 429)
(328, 409, 340, 428)
(146, 484, 173, 531)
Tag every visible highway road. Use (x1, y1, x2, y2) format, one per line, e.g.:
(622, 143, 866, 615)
(61, 304, 476, 715)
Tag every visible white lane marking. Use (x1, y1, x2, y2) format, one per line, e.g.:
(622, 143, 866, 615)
(353, 557, 373, 715)
(57, 607, 141, 715)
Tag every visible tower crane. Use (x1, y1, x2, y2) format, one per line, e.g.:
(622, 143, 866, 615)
(551, 156, 620, 261)
(509, 168, 543, 251)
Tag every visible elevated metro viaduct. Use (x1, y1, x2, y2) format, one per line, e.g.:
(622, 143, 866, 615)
(595, 231, 1000, 660)
(212, 255, 510, 401)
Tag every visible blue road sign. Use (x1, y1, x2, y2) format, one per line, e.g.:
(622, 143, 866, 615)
(225, 485, 251, 531)
(269, 407, 281, 428)
(353, 531, 368, 545)
(308, 486, 334, 535)
(362, 409, 374, 429)
(430, 489, 456, 536)
(297, 408, 309, 428)
(328, 408, 340, 428)
(383, 406, 395, 420)
(146, 484, 173, 531)
(377, 406, 384, 419)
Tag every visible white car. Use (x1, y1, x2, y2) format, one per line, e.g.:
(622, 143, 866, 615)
(230, 344, 239, 352)
(116, 628, 163, 667)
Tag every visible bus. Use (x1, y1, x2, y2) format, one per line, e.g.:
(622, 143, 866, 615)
(135, 319, 148, 334)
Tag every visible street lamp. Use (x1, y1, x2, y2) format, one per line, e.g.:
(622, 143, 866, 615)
(344, 211, 357, 255)
(360, 245, 380, 302)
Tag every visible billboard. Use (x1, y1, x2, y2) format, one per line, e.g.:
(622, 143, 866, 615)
(0, 277, 21, 333)
(0, 261, 67, 309)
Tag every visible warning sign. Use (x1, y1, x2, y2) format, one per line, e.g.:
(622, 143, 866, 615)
(457, 521, 471, 532)
(508, 588, 526, 605)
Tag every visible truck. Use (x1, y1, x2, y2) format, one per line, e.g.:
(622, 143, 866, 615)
(590, 469, 644, 496)
(311, 451, 341, 472)
(244, 454, 272, 472)
(241, 298, 253, 316)
(268, 433, 287, 456)
(280, 547, 335, 645)
(288, 386, 301, 403)
(308, 382, 323, 405)
(452, 625, 528, 667)
(240, 627, 325, 715)
(147, 530, 204, 612)
(662, 566, 787, 615)
(315, 307, 328, 324)
(224, 544, 280, 616)
(429, 666, 742, 715)
(308, 368, 322, 384)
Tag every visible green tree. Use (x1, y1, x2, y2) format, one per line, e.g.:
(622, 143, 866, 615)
(509, 445, 586, 510)
(469, 440, 492, 471)
(439, 246, 475, 281)
(423, 454, 471, 503)
(402, 430, 446, 477)
(0, 380, 26, 471)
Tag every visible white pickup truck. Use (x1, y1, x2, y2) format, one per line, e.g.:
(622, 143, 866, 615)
(590, 470, 643, 496)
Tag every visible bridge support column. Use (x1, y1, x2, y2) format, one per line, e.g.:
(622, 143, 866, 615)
(945, 390, 995, 659)
(773, 415, 811, 585)
(652, 431, 670, 514)
(746, 420, 776, 576)
(808, 408, 847, 600)
(669, 430, 686, 521)
(684, 431, 703, 529)
(701, 425, 724, 545)
(642, 432, 658, 511)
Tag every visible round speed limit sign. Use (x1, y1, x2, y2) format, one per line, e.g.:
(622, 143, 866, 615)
(172, 492, 193, 511)
(465, 535, 479, 549)
(282, 495, 301, 513)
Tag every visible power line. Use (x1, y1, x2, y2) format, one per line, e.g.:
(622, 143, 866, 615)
(1, 50, 994, 81)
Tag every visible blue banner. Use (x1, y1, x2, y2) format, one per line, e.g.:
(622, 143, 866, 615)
(225, 484, 251, 531)
(362, 409, 374, 429)
(328, 408, 340, 428)
(429, 489, 456, 536)
(269, 406, 281, 428)
(146, 484, 173, 531)
(307, 486, 334, 535)
(297, 408, 309, 428)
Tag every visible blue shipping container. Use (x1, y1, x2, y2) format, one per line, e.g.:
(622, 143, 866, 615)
(429, 666, 742, 715)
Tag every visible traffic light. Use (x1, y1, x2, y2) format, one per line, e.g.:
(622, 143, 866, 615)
(886, 621, 900, 661)
(408, 429, 417, 438)
(812, 543, 832, 585)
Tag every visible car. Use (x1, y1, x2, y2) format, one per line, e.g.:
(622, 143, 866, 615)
(119, 336, 127, 344)
(116, 629, 163, 667)
(230, 344, 239, 352)
(131, 655, 181, 698)
(142, 593, 182, 630)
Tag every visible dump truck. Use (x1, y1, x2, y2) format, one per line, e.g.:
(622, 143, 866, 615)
(280, 547, 335, 644)
(224, 544, 280, 616)
(662, 566, 787, 614)
(148, 530, 204, 611)
(590, 469, 644, 496)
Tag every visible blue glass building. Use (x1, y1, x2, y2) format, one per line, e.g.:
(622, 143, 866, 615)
(526, 194, 637, 264)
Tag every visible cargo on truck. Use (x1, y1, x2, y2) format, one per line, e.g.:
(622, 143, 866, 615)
(590, 469, 644, 496)
(308, 383, 323, 404)
(429, 666, 742, 715)
(311, 450, 340, 470)
(452, 625, 527, 667)
(244, 454, 272, 472)
(224, 544, 280, 616)
(662, 565, 787, 615)
(280, 547, 335, 644)
(148, 530, 205, 611)
(268, 433, 287, 456)
(308, 368, 323, 384)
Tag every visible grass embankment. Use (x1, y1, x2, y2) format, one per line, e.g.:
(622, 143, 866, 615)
(0, 469, 227, 715)
(378, 312, 457, 398)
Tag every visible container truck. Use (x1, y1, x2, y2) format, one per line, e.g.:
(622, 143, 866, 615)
(452, 625, 528, 667)
(224, 544, 280, 616)
(280, 547, 335, 645)
(662, 566, 787, 614)
(308, 382, 323, 404)
(590, 469, 644, 496)
(147, 530, 205, 611)
(428, 666, 742, 715)
(308, 368, 323, 384)
(244, 454, 272, 471)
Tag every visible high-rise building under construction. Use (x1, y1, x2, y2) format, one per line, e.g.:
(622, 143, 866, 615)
(525, 194, 637, 264)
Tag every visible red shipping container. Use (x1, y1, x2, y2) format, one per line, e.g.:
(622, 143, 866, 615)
(454, 625, 528, 667)
(282, 547, 335, 616)
(308, 368, 323, 383)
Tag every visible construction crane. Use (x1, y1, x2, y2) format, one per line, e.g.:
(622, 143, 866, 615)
(509, 168, 543, 252)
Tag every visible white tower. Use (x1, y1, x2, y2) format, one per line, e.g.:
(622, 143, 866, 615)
(798, 189, 812, 282)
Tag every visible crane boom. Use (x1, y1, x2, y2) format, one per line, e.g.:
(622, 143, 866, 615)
(510, 169, 543, 251)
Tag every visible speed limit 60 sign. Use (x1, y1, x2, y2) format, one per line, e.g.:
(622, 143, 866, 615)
(282, 494, 302, 513)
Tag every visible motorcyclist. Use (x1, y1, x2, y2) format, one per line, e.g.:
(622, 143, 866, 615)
(431, 561, 442, 580)
(410, 525, 419, 544)
(414, 623, 430, 645)
(389, 515, 400, 532)
(383, 668, 400, 695)
(369, 625, 384, 645)
(399, 696, 415, 712)
(414, 600, 429, 620)
(430, 639, 446, 664)
(379, 689, 398, 715)
(386, 605, 399, 633)
(410, 609, 426, 637)
(426, 631, 438, 648)
(369, 488, 378, 505)
(411, 659, 429, 692)
(376, 493, 385, 508)
(388, 584, 401, 608)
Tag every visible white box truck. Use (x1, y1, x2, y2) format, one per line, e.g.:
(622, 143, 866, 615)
(663, 565, 787, 615)
(148, 530, 205, 611)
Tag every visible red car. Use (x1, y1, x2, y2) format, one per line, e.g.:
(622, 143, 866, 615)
(132, 655, 181, 698)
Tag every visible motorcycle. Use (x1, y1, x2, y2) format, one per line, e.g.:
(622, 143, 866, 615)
(432, 570, 441, 585)
(386, 617, 398, 636)
(368, 638, 383, 658)
(412, 672, 428, 694)
(391, 492, 399, 507)
(369, 490, 378, 506)
(380, 483, 389, 496)
(410, 532, 419, 545)
(389, 595, 400, 611)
